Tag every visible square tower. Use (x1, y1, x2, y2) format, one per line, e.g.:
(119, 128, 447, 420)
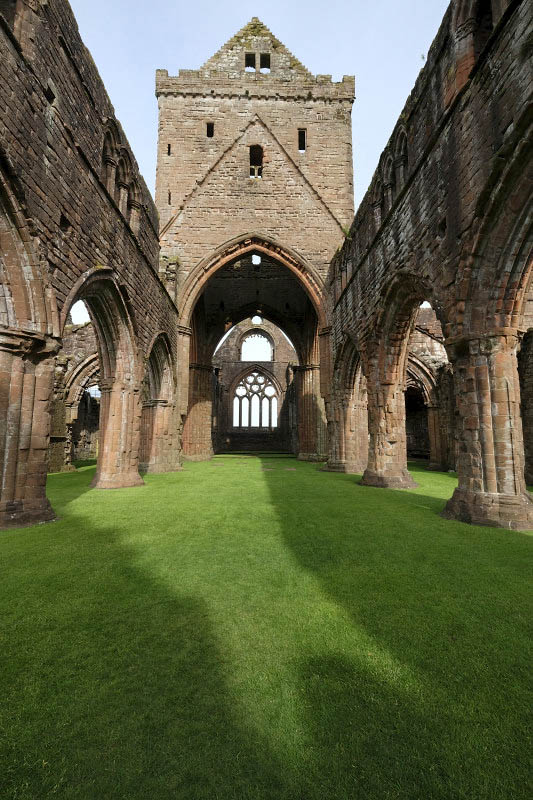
(156, 18, 355, 292)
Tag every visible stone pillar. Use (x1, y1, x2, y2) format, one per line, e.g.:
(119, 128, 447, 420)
(182, 364, 214, 460)
(129, 199, 141, 236)
(0, 329, 58, 527)
(443, 333, 533, 530)
(91, 377, 144, 489)
(324, 392, 368, 473)
(296, 365, 327, 461)
(361, 380, 417, 489)
(117, 182, 129, 217)
(140, 399, 181, 473)
(104, 157, 117, 196)
(347, 396, 369, 472)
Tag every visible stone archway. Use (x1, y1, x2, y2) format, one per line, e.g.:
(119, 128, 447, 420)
(325, 335, 368, 474)
(140, 333, 179, 474)
(63, 270, 143, 489)
(178, 234, 330, 462)
(0, 162, 57, 526)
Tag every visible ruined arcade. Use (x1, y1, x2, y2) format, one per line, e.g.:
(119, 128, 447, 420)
(0, 0, 532, 530)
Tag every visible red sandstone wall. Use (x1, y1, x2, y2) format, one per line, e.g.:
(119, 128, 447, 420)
(0, 0, 177, 354)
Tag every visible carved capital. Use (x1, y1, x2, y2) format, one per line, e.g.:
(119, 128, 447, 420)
(0, 327, 60, 359)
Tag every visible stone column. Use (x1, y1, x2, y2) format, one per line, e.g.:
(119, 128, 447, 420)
(443, 333, 533, 530)
(324, 394, 344, 471)
(140, 399, 181, 473)
(296, 365, 327, 461)
(117, 182, 129, 217)
(0, 329, 57, 527)
(182, 364, 214, 460)
(346, 395, 369, 473)
(361, 380, 417, 489)
(91, 377, 144, 489)
(324, 392, 367, 473)
(104, 157, 117, 196)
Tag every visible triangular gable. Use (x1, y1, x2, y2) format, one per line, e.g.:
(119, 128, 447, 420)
(160, 115, 345, 239)
(201, 17, 312, 77)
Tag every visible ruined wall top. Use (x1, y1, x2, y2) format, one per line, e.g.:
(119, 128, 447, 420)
(156, 18, 355, 102)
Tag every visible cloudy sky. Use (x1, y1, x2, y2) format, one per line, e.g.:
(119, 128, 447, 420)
(69, 0, 450, 211)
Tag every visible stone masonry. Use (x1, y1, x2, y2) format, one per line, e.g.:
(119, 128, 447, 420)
(1, 0, 532, 530)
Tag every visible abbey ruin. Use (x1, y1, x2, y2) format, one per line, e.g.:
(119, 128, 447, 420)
(0, 0, 532, 529)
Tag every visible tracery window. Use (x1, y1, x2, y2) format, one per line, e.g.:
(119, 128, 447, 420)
(233, 371, 278, 428)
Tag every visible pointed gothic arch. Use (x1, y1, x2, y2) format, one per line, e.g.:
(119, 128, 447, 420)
(140, 333, 177, 473)
(62, 269, 143, 489)
(179, 233, 328, 330)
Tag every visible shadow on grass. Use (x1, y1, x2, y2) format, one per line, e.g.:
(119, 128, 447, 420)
(45, 464, 96, 514)
(259, 455, 533, 800)
(1, 513, 289, 800)
(8, 457, 533, 800)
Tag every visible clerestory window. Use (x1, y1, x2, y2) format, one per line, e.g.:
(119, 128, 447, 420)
(233, 371, 278, 428)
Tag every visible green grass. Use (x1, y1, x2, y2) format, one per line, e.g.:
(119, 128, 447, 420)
(1, 457, 532, 800)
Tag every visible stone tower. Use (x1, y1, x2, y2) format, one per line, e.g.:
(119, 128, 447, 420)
(155, 17, 355, 297)
(155, 18, 355, 461)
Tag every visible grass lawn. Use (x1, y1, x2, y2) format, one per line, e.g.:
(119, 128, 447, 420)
(1, 456, 532, 799)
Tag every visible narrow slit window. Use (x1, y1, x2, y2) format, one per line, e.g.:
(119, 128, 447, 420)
(168, 191, 171, 205)
(206, 122, 214, 138)
(245, 53, 256, 72)
(260, 53, 270, 73)
(167, 143, 171, 155)
(298, 129, 307, 152)
(249, 145, 263, 178)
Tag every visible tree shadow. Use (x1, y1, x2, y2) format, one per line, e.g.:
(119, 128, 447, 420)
(259, 455, 533, 799)
(45, 464, 96, 514)
(1, 512, 293, 800)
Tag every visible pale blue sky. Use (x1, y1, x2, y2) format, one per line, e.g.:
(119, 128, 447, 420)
(69, 0, 450, 210)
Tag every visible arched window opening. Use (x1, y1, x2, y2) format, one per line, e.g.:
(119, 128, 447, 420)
(69, 299, 91, 324)
(233, 371, 278, 428)
(241, 332, 273, 361)
(250, 145, 263, 178)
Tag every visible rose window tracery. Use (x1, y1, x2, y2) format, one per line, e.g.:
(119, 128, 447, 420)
(233, 371, 278, 428)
